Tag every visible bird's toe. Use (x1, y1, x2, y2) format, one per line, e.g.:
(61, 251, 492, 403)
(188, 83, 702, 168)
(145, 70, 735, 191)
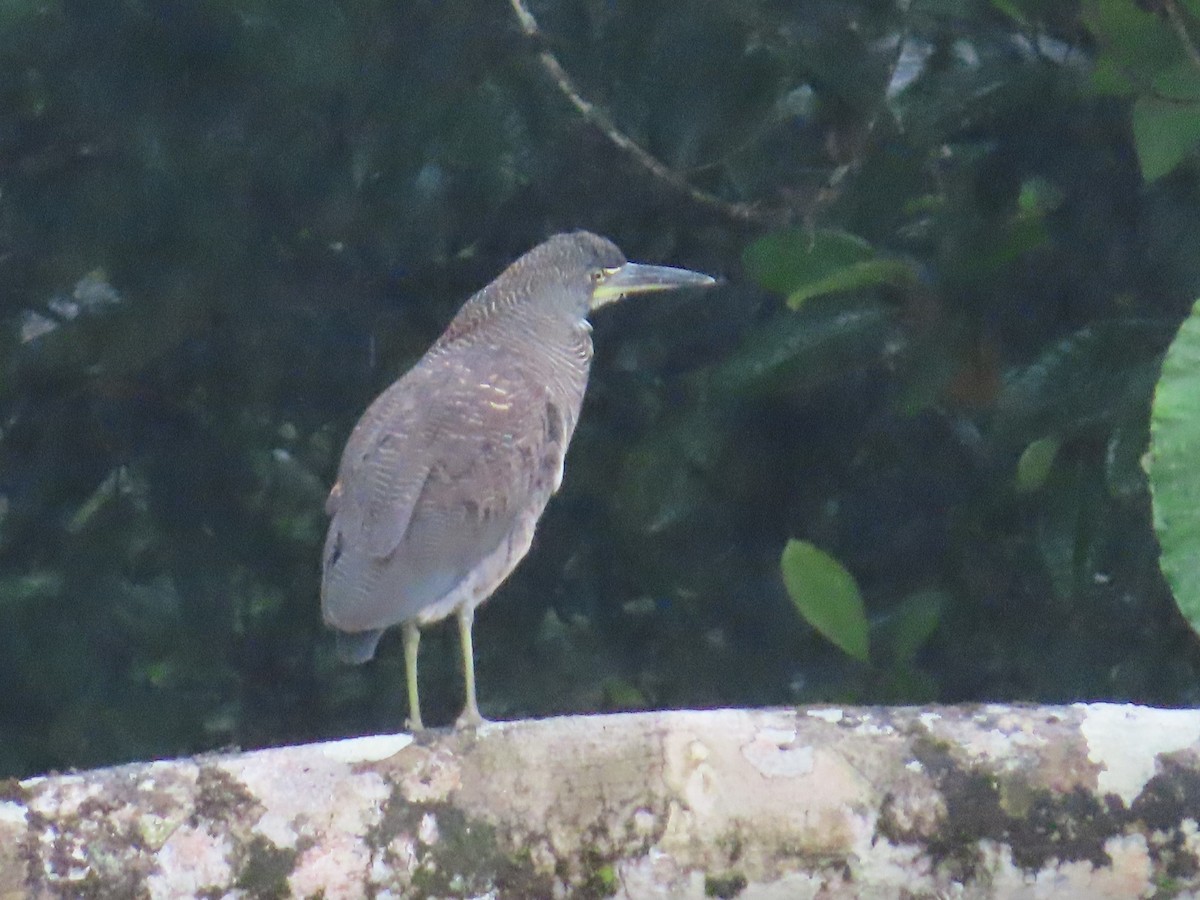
(454, 707, 490, 729)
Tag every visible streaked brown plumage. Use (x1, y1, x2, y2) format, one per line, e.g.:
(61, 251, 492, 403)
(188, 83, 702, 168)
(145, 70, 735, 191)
(321, 231, 715, 729)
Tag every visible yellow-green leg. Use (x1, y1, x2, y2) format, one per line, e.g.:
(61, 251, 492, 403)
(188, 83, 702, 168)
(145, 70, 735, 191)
(402, 621, 423, 732)
(455, 604, 485, 727)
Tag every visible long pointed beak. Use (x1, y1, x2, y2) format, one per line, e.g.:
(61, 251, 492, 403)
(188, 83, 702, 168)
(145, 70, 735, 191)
(590, 261, 718, 309)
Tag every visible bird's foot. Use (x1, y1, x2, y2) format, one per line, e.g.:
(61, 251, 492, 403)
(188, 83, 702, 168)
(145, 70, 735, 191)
(454, 707, 489, 729)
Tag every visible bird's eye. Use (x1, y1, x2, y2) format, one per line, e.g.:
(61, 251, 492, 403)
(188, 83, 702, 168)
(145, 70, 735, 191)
(589, 269, 604, 283)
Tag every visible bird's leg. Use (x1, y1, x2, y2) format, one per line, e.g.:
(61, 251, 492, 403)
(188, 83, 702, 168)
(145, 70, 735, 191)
(402, 621, 424, 731)
(455, 604, 486, 728)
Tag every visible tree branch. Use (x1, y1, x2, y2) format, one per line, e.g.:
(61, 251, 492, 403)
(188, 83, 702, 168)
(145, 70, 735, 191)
(506, 0, 793, 227)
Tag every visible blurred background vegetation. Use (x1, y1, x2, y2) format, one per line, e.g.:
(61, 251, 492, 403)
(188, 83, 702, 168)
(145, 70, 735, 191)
(3, 0, 1200, 779)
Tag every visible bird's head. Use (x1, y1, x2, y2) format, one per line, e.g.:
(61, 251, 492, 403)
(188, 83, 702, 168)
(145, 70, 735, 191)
(517, 231, 717, 319)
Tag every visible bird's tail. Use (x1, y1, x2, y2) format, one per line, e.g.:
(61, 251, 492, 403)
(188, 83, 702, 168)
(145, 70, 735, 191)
(335, 629, 385, 664)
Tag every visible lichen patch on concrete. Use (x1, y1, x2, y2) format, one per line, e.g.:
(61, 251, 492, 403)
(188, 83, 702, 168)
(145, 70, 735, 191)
(957, 707, 1051, 768)
(320, 732, 413, 763)
(290, 829, 374, 899)
(0, 800, 26, 827)
(806, 707, 845, 724)
(221, 744, 391, 849)
(395, 745, 463, 803)
(740, 727, 816, 778)
(1079, 704, 1200, 806)
(147, 824, 234, 899)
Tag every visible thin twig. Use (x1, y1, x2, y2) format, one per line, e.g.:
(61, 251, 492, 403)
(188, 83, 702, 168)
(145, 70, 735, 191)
(506, 0, 793, 226)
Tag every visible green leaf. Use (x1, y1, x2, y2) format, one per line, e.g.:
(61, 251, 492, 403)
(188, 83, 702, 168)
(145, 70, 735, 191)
(1015, 435, 1062, 493)
(786, 258, 917, 309)
(1082, 0, 1183, 95)
(709, 297, 895, 399)
(971, 215, 1049, 279)
(1132, 64, 1200, 181)
(877, 589, 946, 667)
(1153, 60, 1200, 102)
(993, 319, 1171, 452)
(1017, 176, 1064, 217)
(744, 228, 875, 295)
(745, 228, 915, 307)
(1034, 452, 1102, 603)
(781, 539, 870, 662)
(1089, 55, 1135, 97)
(1149, 297, 1200, 636)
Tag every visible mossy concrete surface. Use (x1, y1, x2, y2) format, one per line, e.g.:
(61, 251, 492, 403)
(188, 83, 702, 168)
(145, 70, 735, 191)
(2, 705, 1200, 898)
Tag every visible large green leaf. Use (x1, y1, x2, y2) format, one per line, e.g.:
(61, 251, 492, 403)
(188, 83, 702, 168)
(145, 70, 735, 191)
(709, 297, 895, 398)
(994, 319, 1171, 452)
(1149, 297, 1200, 635)
(1082, 0, 1184, 96)
(781, 539, 870, 662)
(744, 227, 912, 306)
(1132, 63, 1200, 182)
(786, 259, 916, 310)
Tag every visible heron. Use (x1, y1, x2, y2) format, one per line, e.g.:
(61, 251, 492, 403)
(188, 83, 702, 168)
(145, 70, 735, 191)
(321, 231, 715, 729)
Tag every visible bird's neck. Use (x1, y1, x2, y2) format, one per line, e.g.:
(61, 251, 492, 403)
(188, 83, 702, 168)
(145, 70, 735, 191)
(438, 284, 591, 357)
(428, 294, 593, 414)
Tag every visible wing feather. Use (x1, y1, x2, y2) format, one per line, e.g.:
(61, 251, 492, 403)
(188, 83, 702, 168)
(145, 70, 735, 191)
(322, 342, 583, 632)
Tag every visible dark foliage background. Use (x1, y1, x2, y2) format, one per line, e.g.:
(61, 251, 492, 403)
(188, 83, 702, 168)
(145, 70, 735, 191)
(3, 0, 1200, 778)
